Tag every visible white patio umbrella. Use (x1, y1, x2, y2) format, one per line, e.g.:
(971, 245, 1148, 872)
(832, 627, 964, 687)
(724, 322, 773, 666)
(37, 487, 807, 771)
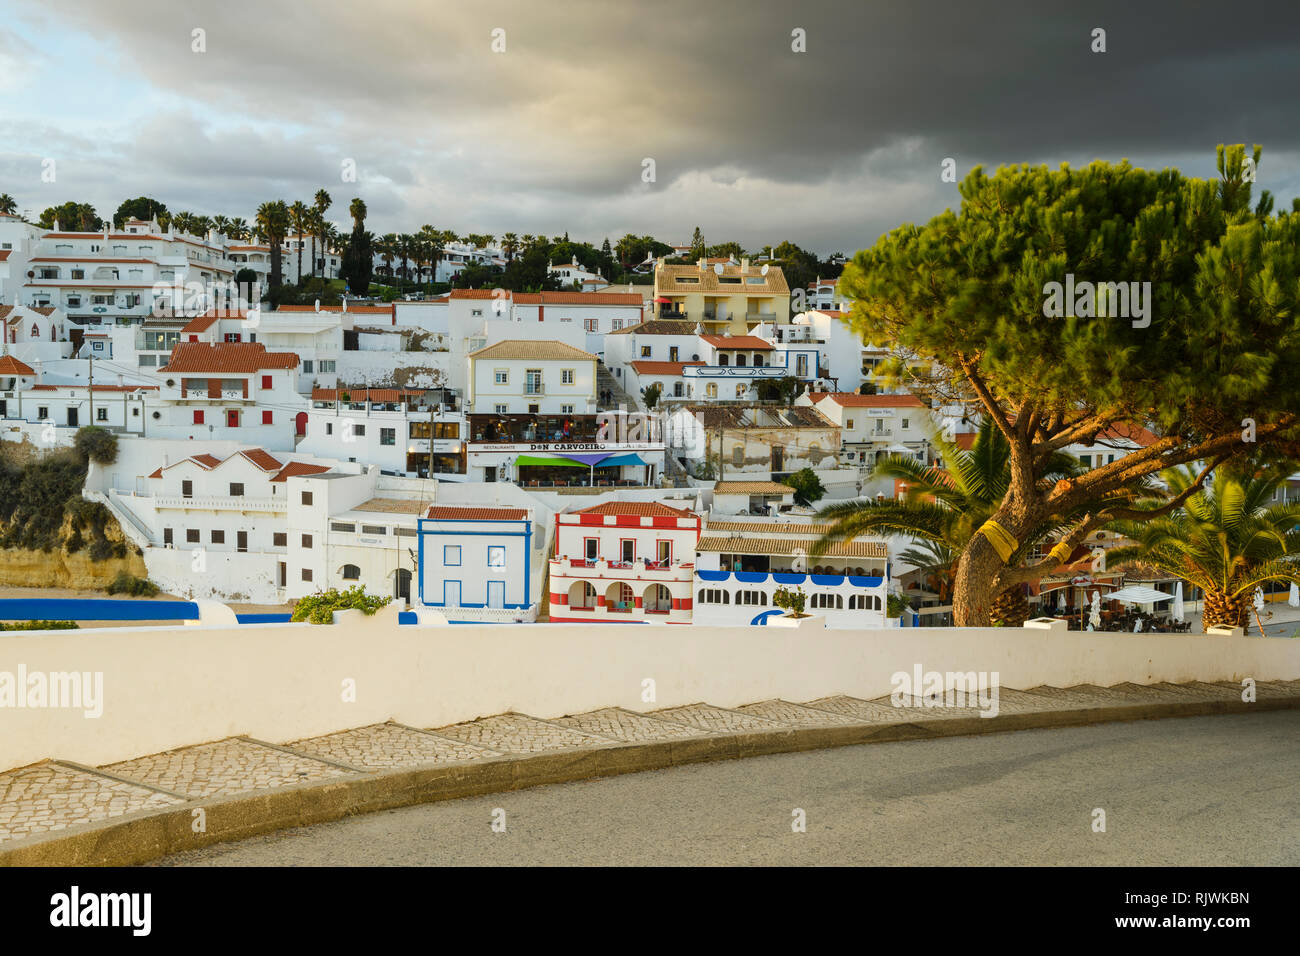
(1133, 619, 1143, 632)
(1172, 581, 1185, 623)
(1289, 582, 1299, 608)
(1088, 591, 1102, 630)
(1253, 586, 1266, 611)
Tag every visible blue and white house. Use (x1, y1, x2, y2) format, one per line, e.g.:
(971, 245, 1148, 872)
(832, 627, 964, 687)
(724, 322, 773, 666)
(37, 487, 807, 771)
(691, 519, 890, 629)
(416, 505, 538, 622)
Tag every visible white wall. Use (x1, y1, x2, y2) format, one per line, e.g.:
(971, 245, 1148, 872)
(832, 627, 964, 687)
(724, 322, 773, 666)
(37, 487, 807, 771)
(1, 613, 1296, 772)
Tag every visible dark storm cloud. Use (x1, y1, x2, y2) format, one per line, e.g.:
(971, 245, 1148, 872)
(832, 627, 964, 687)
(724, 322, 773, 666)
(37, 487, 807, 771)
(6, 0, 1300, 255)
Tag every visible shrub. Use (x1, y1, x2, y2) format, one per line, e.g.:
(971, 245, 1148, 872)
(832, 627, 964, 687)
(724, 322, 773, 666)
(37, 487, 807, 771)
(74, 426, 118, 465)
(0, 620, 79, 631)
(105, 571, 159, 596)
(782, 468, 826, 506)
(291, 585, 392, 625)
(65, 528, 85, 554)
(87, 538, 117, 562)
(887, 594, 912, 619)
(773, 585, 807, 617)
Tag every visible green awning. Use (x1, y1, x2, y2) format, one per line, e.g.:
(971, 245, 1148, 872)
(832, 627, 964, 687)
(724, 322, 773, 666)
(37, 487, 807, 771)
(515, 454, 587, 468)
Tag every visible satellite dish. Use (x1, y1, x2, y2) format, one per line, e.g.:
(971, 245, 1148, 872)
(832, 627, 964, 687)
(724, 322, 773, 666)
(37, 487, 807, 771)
(713, 263, 723, 275)
(761, 264, 769, 276)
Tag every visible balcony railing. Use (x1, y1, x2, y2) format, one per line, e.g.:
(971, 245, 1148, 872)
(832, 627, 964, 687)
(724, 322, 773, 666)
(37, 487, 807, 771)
(154, 495, 284, 512)
(523, 384, 544, 395)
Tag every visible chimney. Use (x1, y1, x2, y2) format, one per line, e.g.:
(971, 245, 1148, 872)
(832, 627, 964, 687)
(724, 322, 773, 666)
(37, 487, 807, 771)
(741, 258, 750, 272)
(697, 258, 706, 270)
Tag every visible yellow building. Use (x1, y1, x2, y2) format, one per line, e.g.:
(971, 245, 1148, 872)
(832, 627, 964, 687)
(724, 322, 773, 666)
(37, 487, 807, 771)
(653, 258, 789, 334)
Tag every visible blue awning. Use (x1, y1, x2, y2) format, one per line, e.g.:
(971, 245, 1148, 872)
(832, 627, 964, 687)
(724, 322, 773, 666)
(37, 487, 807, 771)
(599, 453, 649, 467)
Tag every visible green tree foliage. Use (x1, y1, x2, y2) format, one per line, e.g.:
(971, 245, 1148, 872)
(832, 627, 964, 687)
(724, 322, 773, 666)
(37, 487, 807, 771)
(839, 145, 1300, 625)
(113, 197, 168, 228)
(756, 376, 800, 404)
(255, 200, 290, 288)
(0, 621, 79, 631)
(38, 201, 101, 231)
(641, 382, 662, 410)
(772, 585, 807, 617)
(74, 426, 118, 465)
(782, 467, 826, 506)
(706, 241, 746, 260)
(291, 586, 392, 624)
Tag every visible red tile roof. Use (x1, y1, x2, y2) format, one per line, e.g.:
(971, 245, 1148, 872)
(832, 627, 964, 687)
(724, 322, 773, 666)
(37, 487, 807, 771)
(700, 334, 773, 350)
(629, 360, 705, 375)
(270, 461, 332, 482)
(0, 356, 36, 376)
(180, 312, 222, 333)
(0, 251, 10, 262)
(572, 501, 696, 518)
(424, 506, 529, 521)
(27, 383, 156, 392)
(812, 392, 925, 408)
(162, 342, 299, 373)
(1095, 423, 1159, 447)
(514, 291, 643, 306)
(449, 289, 501, 300)
(238, 449, 283, 472)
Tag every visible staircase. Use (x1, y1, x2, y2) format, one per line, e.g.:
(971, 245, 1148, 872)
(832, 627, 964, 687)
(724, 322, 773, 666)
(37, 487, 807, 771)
(597, 360, 639, 411)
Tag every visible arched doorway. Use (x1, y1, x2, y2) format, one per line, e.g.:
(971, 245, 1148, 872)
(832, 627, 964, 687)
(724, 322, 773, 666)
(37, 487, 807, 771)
(394, 568, 411, 602)
(605, 581, 633, 612)
(569, 580, 597, 610)
(643, 583, 672, 613)
(295, 411, 308, 436)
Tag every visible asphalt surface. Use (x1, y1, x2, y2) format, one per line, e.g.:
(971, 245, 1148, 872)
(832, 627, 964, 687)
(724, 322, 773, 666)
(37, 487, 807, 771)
(159, 711, 1300, 866)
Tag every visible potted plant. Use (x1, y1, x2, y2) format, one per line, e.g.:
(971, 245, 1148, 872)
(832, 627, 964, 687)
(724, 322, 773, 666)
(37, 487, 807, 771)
(769, 585, 824, 629)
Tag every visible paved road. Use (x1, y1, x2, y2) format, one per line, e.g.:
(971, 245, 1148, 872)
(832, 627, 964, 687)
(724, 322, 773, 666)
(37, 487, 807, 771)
(160, 711, 1300, 866)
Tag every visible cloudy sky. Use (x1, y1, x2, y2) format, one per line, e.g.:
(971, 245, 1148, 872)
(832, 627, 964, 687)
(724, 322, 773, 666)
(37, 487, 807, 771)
(4, 0, 1300, 256)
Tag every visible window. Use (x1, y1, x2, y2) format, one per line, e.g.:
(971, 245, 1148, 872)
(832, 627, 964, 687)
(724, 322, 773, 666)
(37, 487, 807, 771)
(352, 424, 365, 436)
(584, 318, 597, 332)
(494, 369, 509, 385)
(1079, 455, 1091, 468)
(326, 423, 332, 435)
(193, 410, 204, 425)
(226, 409, 240, 428)
(444, 545, 462, 566)
(301, 491, 313, 505)
(319, 360, 335, 373)
(487, 546, 505, 569)
(698, 588, 729, 604)
(640, 346, 652, 358)
(301, 534, 312, 548)
(181, 480, 193, 498)
(706, 383, 717, 398)
(361, 524, 387, 536)
(524, 369, 542, 394)
(229, 483, 244, 497)
(37, 407, 47, 420)
(138, 354, 156, 367)
(261, 375, 272, 389)
(330, 522, 355, 533)
(495, 404, 508, 414)
(96, 408, 107, 421)
(301, 568, 313, 582)
(341, 564, 361, 580)
(67, 296, 81, 307)
(561, 369, 574, 385)
(186, 529, 200, 543)
(732, 446, 744, 467)
(901, 418, 910, 430)
(796, 354, 809, 377)
(211, 530, 224, 544)
(669, 347, 679, 362)
(561, 404, 574, 415)
(380, 427, 395, 446)
(224, 332, 241, 343)
(273, 532, 287, 547)
(846, 419, 855, 430)
(302, 360, 314, 373)
(612, 319, 623, 330)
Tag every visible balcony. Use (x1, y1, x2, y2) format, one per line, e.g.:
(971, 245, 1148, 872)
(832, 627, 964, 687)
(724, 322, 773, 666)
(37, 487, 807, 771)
(549, 557, 695, 584)
(523, 384, 545, 396)
(154, 495, 285, 513)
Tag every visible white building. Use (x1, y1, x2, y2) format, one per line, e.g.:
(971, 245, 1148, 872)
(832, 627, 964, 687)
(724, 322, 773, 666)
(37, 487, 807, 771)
(692, 518, 890, 629)
(416, 505, 538, 622)
(151, 341, 309, 447)
(547, 501, 700, 624)
(298, 387, 466, 478)
(798, 391, 934, 469)
(466, 339, 597, 416)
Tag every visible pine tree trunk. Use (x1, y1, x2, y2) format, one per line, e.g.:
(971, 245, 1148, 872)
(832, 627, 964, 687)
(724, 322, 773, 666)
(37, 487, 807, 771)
(952, 534, 1004, 626)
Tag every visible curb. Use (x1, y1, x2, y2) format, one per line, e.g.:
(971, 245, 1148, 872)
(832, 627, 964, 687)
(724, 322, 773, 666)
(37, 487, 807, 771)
(2, 695, 1296, 867)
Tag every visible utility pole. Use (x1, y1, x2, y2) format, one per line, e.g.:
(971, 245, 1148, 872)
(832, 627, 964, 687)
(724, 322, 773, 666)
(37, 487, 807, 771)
(428, 401, 436, 479)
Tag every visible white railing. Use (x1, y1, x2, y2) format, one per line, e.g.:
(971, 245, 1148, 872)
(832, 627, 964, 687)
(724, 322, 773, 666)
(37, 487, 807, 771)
(154, 495, 284, 512)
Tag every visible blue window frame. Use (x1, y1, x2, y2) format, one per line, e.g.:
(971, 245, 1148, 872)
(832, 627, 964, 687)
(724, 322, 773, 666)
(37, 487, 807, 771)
(487, 545, 505, 569)
(444, 545, 462, 566)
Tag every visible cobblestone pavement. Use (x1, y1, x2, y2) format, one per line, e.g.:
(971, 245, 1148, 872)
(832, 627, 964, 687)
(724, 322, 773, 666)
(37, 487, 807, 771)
(288, 723, 502, 771)
(2, 679, 1296, 846)
(0, 762, 181, 842)
(102, 738, 354, 799)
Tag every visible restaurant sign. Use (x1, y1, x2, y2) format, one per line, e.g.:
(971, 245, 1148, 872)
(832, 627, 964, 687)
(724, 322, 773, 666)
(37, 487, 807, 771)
(469, 441, 664, 453)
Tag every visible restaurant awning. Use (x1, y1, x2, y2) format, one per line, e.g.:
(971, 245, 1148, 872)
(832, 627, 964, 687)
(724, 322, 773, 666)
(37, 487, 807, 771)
(514, 454, 587, 468)
(599, 453, 649, 467)
(1106, 585, 1174, 605)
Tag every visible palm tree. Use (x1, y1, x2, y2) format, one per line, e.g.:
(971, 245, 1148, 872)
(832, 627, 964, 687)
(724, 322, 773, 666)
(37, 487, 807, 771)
(226, 217, 249, 240)
(1106, 466, 1300, 632)
(502, 232, 519, 261)
(814, 420, 1143, 626)
(378, 233, 398, 277)
(255, 200, 290, 288)
(289, 201, 309, 283)
(312, 190, 332, 278)
(0, 194, 17, 215)
(212, 215, 231, 237)
(349, 197, 366, 230)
